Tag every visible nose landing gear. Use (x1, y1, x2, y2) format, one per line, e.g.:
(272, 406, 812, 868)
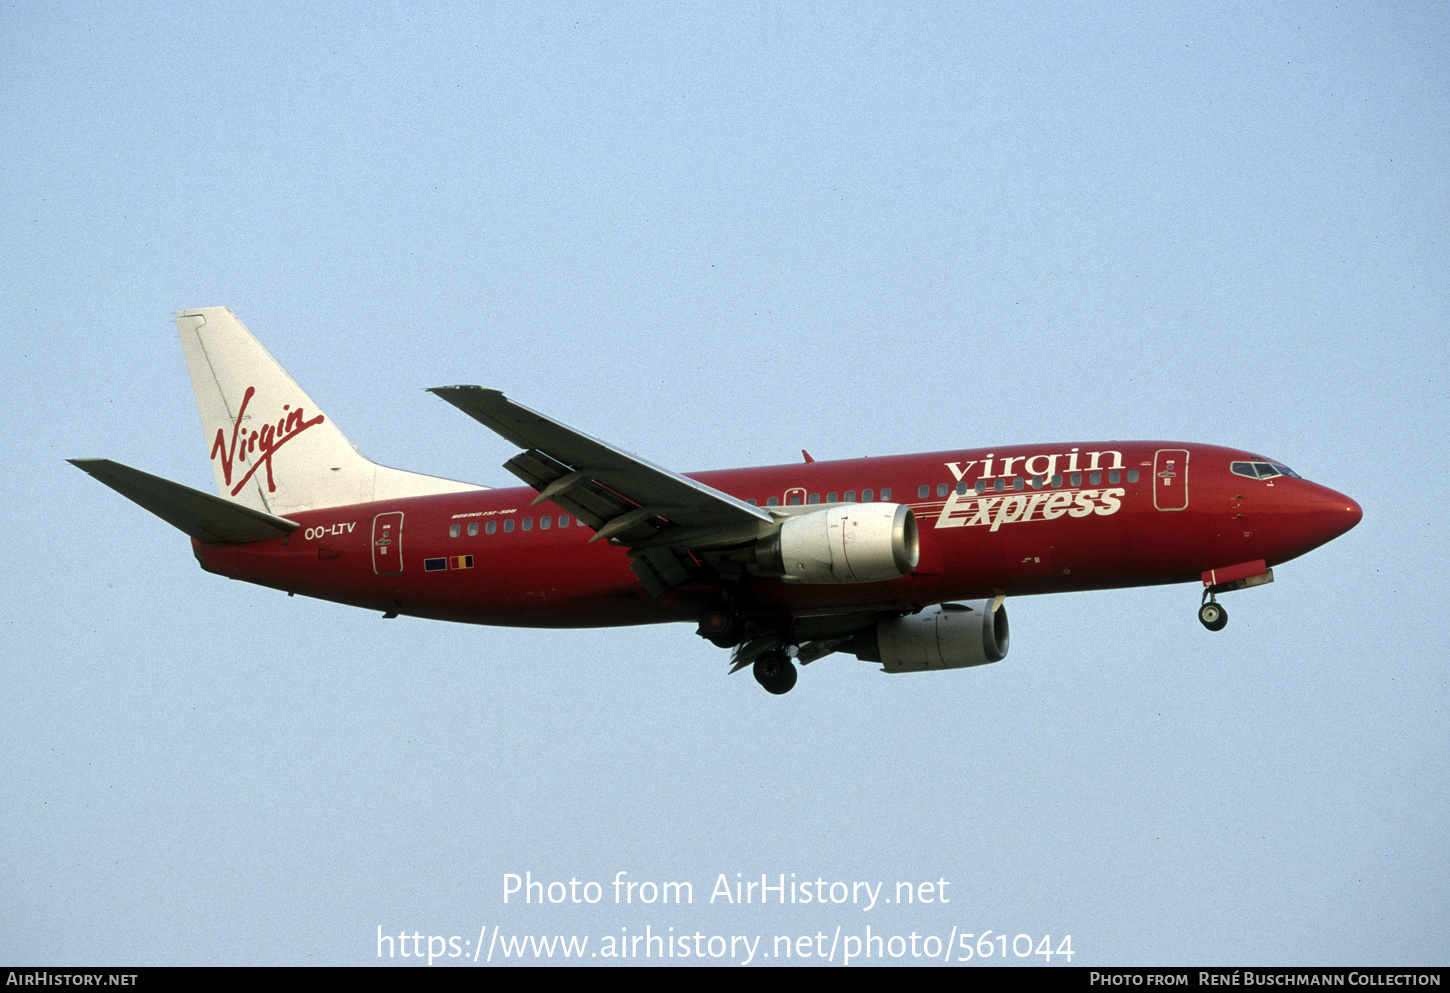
(1198, 591, 1228, 631)
(1197, 563, 1274, 631)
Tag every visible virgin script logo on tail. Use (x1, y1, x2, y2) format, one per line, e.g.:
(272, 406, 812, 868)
(210, 386, 325, 495)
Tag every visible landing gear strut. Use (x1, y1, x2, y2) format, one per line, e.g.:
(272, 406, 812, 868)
(1198, 591, 1228, 631)
(753, 651, 798, 695)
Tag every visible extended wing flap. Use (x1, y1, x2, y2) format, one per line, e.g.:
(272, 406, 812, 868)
(502, 449, 631, 530)
(628, 546, 693, 598)
(70, 458, 299, 543)
(429, 386, 772, 540)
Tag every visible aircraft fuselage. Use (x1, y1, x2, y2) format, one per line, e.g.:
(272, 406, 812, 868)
(194, 440, 1360, 628)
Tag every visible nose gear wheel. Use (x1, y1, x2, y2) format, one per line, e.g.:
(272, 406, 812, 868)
(1198, 590, 1228, 631)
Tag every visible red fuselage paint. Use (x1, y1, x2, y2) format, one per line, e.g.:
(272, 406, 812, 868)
(193, 441, 1362, 628)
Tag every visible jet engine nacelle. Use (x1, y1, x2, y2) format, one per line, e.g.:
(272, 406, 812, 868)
(851, 600, 1009, 672)
(754, 503, 919, 584)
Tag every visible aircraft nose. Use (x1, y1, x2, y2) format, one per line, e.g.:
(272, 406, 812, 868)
(1342, 494, 1364, 531)
(1307, 485, 1362, 544)
(1260, 479, 1363, 561)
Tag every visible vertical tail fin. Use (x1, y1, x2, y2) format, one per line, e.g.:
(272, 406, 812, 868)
(177, 307, 482, 516)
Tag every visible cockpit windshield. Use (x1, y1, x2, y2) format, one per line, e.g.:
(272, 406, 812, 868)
(1231, 461, 1302, 480)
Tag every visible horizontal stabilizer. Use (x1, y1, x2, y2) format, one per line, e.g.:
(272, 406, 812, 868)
(69, 459, 299, 543)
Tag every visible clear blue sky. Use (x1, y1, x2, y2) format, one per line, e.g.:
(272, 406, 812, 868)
(3, 1, 1446, 965)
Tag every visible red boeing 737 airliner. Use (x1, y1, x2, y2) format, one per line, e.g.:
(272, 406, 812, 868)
(72, 308, 1362, 694)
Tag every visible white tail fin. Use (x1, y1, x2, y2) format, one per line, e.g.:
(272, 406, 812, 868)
(177, 307, 483, 516)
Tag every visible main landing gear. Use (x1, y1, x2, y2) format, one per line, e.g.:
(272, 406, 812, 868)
(1198, 591, 1228, 631)
(753, 651, 798, 695)
(696, 603, 799, 695)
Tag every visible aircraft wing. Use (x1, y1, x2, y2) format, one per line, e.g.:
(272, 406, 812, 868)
(429, 386, 774, 595)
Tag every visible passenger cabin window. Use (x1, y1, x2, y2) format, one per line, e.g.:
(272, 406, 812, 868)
(468, 522, 479, 536)
(767, 496, 779, 506)
(918, 484, 930, 499)
(862, 489, 874, 502)
(559, 515, 570, 528)
(504, 519, 515, 533)
(486, 521, 497, 535)
(881, 488, 891, 500)
(540, 516, 551, 529)
(844, 490, 856, 502)
(808, 493, 820, 504)
(449, 524, 461, 537)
